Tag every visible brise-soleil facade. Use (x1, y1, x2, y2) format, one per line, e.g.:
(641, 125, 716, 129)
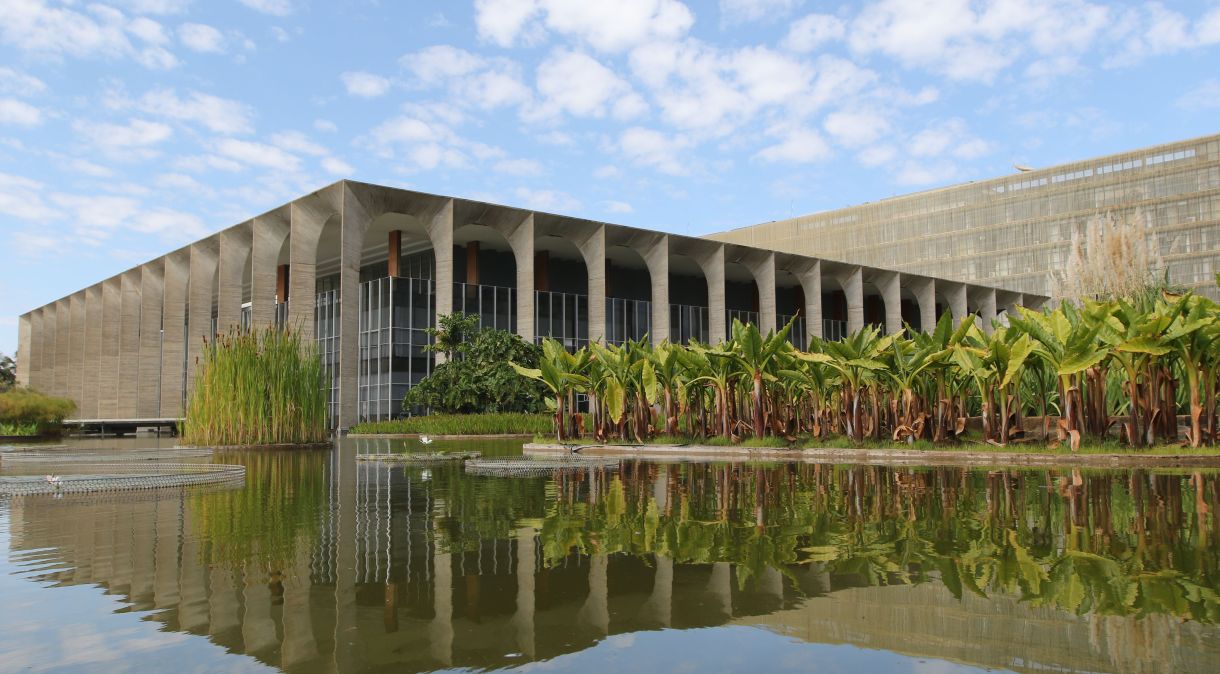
(14, 181, 1035, 429)
(709, 133, 1220, 301)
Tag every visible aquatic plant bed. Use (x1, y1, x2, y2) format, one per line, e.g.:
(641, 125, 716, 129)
(0, 463, 246, 496)
(347, 433, 534, 439)
(523, 443, 1220, 468)
(1, 448, 213, 463)
(356, 451, 482, 463)
(350, 413, 552, 436)
(464, 456, 620, 477)
(184, 442, 332, 451)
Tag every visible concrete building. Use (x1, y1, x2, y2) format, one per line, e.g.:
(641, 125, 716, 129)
(14, 181, 1027, 428)
(710, 133, 1220, 301)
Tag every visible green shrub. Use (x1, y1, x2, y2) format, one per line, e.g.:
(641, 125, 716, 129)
(0, 388, 75, 435)
(352, 412, 551, 435)
(182, 327, 329, 446)
(403, 314, 548, 414)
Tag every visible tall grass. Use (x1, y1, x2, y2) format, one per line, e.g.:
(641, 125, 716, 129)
(182, 327, 329, 446)
(351, 412, 551, 435)
(0, 388, 75, 435)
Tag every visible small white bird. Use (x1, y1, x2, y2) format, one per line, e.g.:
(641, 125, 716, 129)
(44, 475, 62, 487)
(420, 435, 434, 445)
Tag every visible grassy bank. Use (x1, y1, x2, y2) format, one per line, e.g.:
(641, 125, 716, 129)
(0, 388, 75, 436)
(352, 412, 551, 436)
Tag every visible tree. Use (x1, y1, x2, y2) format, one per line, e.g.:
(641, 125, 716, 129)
(406, 321, 549, 414)
(0, 352, 14, 391)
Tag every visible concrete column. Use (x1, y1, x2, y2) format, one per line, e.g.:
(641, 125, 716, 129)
(978, 288, 998, 335)
(27, 309, 43, 392)
(187, 241, 218, 394)
(504, 214, 535, 341)
(512, 527, 536, 659)
(578, 553, 609, 635)
(83, 286, 103, 419)
(876, 271, 901, 334)
(68, 293, 85, 410)
(118, 270, 142, 418)
(694, 245, 726, 343)
(427, 199, 455, 329)
(217, 223, 252, 334)
(795, 261, 822, 340)
(288, 200, 328, 338)
(99, 278, 121, 418)
(640, 236, 670, 345)
(746, 252, 777, 335)
(338, 186, 371, 429)
(945, 282, 968, 328)
(842, 267, 864, 335)
(906, 277, 936, 334)
(575, 225, 606, 344)
(15, 313, 30, 387)
(160, 252, 189, 417)
(40, 305, 55, 394)
(251, 211, 290, 330)
(138, 264, 164, 418)
(54, 299, 71, 397)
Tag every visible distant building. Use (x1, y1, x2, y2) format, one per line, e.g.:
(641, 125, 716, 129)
(15, 182, 1025, 428)
(708, 133, 1220, 301)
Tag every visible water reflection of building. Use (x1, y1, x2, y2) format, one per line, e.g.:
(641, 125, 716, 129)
(4, 449, 1220, 674)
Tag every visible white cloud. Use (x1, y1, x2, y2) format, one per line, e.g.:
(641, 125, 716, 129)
(0, 98, 42, 126)
(321, 157, 353, 175)
(314, 119, 338, 133)
(823, 109, 889, 148)
(782, 13, 846, 52)
(238, 0, 294, 16)
(896, 159, 959, 186)
(0, 0, 183, 68)
(127, 16, 169, 44)
(403, 45, 487, 84)
(1176, 78, 1220, 110)
(73, 118, 173, 158)
(0, 67, 47, 95)
(363, 113, 505, 173)
(534, 49, 645, 119)
(270, 26, 291, 42)
(341, 71, 391, 98)
(756, 125, 831, 163)
(730, 46, 812, 106)
(125, 88, 253, 134)
(270, 131, 327, 156)
(494, 158, 544, 176)
(908, 118, 990, 160)
(475, 0, 694, 52)
(618, 127, 691, 175)
(64, 158, 114, 177)
(594, 164, 620, 179)
(514, 187, 580, 212)
(857, 144, 897, 167)
(178, 23, 224, 53)
(601, 199, 633, 213)
(213, 138, 301, 171)
(0, 172, 59, 220)
(720, 0, 799, 25)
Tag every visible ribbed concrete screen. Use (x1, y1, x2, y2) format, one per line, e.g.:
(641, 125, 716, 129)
(160, 251, 189, 418)
(68, 293, 85, 409)
(82, 285, 103, 419)
(99, 278, 121, 418)
(187, 240, 218, 395)
(251, 209, 289, 331)
(54, 299, 70, 396)
(16, 313, 30, 387)
(217, 222, 252, 333)
(40, 305, 55, 395)
(27, 309, 42, 392)
(138, 263, 164, 418)
(118, 270, 142, 418)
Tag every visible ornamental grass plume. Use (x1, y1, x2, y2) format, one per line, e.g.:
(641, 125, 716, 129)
(182, 327, 329, 446)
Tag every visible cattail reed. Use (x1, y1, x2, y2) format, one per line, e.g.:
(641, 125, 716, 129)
(182, 327, 329, 446)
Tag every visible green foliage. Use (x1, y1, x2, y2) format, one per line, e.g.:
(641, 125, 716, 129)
(0, 387, 75, 435)
(0, 352, 15, 390)
(405, 316, 549, 414)
(182, 327, 329, 446)
(352, 412, 551, 435)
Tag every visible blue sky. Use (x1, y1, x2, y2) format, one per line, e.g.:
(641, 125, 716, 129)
(2, 0, 1219, 356)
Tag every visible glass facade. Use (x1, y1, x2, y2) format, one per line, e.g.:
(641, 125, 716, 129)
(777, 314, 807, 349)
(534, 290, 587, 351)
(452, 282, 516, 333)
(315, 285, 340, 426)
(606, 297, 651, 345)
(670, 303, 709, 344)
(710, 135, 1220, 301)
(358, 277, 434, 422)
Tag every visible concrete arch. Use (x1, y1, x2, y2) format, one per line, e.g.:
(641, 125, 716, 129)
(532, 233, 589, 349)
(453, 221, 518, 333)
(724, 259, 759, 340)
(251, 208, 290, 330)
(605, 243, 653, 344)
(137, 263, 164, 418)
(668, 251, 709, 344)
(186, 238, 219, 394)
(217, 221, 252, 333)
(160, 250, 190, 417)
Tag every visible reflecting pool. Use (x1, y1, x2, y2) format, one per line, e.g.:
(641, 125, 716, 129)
(2, 437, 1220, 673)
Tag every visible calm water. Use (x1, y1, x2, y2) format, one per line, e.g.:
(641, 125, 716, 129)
(2, 438, 1220, 673)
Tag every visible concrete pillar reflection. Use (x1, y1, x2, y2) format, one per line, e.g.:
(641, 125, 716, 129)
(430, 549, 454, 665)
(137, 264, 164, 418)
(877, 272, 901, 334)
(641, 235, 670, 345)
(99, 278, 121, 418)
(709, 562, 733, 618)
(643, 555, 673, 627)
(334, 442, 361, 670)
(243, 565, 279, 654)
(153, 498, 181, 609)
(282, 541, 319, 666)
(177, 522, 210, 632)
(160, 252, 189, 417)
(512, 527, 536, 659)
(117, 270, 141, 418)
(842, 267, 864, 335)
(209, 566, 242, 637)
(217, 223, 252, 333)
(761, 565, 784, 602)
(578, 553, 609, 635)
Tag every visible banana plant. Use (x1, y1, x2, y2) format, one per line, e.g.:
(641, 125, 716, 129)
(511, 338, 590, 442)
